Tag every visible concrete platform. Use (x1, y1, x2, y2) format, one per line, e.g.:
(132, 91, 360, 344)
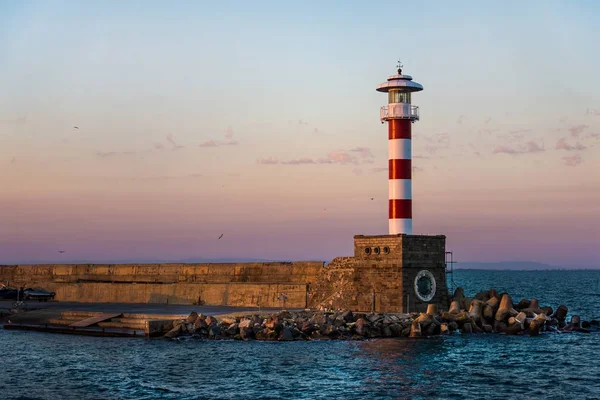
(0, 300, 292, 338)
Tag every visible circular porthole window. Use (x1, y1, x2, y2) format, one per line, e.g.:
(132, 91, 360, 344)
(364, 247, 371, 255)
(373, 247, 380, 255)
(414, 270, 436, 302)
(383, 246, 390, 254)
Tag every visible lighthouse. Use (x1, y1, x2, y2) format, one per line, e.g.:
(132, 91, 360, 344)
(376, 61, 423, 235)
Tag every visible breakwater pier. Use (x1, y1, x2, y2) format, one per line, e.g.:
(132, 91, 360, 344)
(2, 286, 597, 339)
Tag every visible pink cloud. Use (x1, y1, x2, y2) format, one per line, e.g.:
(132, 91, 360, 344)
(319, 151, 358, 165)
(493, 141, 544, 155)
(282, 158, 316, 165)
(350, 147, 374, 158)
(352, 168, 363, 175)
(371, 167, 388, 173)
(562, 154, 582, 167)
(420, 133, 450, 155)
(423, 132, 449, 144)
(500, 132, 526, 142)
(424, 145, 447, 155)
(96, 151, 137, 158)
(257, 157, 279, 165)
(199, 127, 239, 147)
(509, 129, 532, 134)
(568, 125, 588, 137)
(199, 140, 218, 148)
(585, 108, 600, 116)
(555, 138, 587, 151)
(259, 148, 372, 167)
(200, 140, 238, 147)
(96, 151, 117, 157)
(525, 141, 545, 153)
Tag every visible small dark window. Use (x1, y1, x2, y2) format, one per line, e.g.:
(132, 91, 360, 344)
(373, 247, 380, 255)
(383, 246, 390, 254)
(364, 247, 371, 255)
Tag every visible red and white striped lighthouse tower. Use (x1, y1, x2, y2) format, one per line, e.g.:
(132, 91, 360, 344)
(376, 62, 423, 235)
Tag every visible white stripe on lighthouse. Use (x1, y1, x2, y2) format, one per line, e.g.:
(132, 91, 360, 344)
(388, 138, 411, 160)
(389, 219, 412, 236)
(389, 179, 412, 200)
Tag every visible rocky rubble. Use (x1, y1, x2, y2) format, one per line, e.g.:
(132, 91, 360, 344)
(163, 287, 599, 340)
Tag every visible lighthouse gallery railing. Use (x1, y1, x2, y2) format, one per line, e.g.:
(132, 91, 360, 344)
(380, 105, 419, 121)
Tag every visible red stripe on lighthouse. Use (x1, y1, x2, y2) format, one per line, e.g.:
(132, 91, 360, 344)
(389, 199, 412, 219)
(389, 159, 411, 179)
(388, 119, 412, 139)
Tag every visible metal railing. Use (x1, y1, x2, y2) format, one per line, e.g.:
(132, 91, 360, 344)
(380, 104, 419, 121)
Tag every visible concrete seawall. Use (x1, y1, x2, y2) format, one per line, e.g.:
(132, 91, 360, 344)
(0, 262, 323, 308)
(1, 234, 450, 312)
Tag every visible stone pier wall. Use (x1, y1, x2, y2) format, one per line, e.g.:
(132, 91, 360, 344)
(0, 262, 322, 307)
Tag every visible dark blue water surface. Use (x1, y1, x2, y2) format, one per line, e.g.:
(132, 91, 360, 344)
(1, 270, 599, 400)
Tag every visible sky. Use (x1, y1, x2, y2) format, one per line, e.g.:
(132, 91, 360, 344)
(1, 1, 599, 267)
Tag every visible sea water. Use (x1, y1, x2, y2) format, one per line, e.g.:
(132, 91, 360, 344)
(1, 270, 599, 400)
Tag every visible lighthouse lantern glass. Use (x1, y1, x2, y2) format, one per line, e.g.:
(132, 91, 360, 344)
(388, 90, 411, 104)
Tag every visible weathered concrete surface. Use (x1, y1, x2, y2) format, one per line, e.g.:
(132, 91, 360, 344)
(0, 262, 321, 307)
(36, 282, 308, 307)
(0, 262, 323, 285)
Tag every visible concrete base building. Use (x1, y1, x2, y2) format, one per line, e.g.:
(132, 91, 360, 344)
(310, 234, 449, 313)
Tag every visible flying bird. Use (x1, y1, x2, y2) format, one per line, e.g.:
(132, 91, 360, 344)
(370, 197, 374, 200)
(218, 234, 224, 239)
(58, 250, 66, 253)
(73, 126, 79, 129)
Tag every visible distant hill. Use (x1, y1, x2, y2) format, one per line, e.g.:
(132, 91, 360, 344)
(456, 261, 566, 270)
